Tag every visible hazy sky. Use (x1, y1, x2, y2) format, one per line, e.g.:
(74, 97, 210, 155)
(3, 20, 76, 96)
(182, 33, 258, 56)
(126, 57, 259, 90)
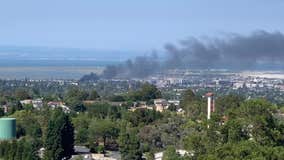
(0, 0, 284, 51)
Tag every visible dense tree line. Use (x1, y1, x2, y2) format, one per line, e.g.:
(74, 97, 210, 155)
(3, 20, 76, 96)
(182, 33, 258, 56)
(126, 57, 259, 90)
(0, 139, 40, 160)
(1, 81, 284, 160)
(0, 108, 74, 160)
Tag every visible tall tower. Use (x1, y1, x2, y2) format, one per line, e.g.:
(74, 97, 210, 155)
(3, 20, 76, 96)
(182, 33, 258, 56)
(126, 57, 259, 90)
(205, 92, 215, 119)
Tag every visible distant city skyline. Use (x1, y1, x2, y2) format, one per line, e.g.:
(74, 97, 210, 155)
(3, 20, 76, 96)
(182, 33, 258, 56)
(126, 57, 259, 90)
(0, 0, 284, 51)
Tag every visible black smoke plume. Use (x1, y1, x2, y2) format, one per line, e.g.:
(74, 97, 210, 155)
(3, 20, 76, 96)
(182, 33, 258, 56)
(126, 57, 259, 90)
(102, 53, 160, 79)
(102, 30, 284, 79)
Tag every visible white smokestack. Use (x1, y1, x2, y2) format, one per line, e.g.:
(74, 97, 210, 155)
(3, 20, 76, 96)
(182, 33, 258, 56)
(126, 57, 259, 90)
(206, 92, 215, 119)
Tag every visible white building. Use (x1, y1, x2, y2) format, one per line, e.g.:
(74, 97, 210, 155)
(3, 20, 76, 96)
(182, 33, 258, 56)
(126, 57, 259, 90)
(154, 149, 189, 160)
(168, 100, 180, 106)
(47, 101, 71, 113)
(32, 99, 43, 108)
(20, 99, 33, 105)
(20, 99, 43, 109)
(233, 82, 244, 90)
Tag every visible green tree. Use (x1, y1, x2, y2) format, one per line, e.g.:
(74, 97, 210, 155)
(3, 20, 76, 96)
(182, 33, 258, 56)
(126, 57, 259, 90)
(72, 101, 86, 112)
(168, 103, 177, 112)
(129, 83, 161, 101)
(15, 139, 24, 160)
(109, 95, 126, 102)
(119, 124, 142, 160)
(163, 146, 182, 160)
(73, 114, 90, 144)
(22, 139, 40, 160)
(228, 99, 280, 146)
(9, 140, 17, 160)
(180, 89, 196, 104)
(88, 119, 119, 148)
(144, 152, 154, 160)
(87, 103, 122, 119)
(138, 125, 163, 150)
(221, 119, 249, 143)
(11, 110, 42, 138)
(44, 110, 74, 160)
(15, 101, 24, 110)
(15, 89, 31, 100)
(215, 94, 244, 114)
(88, 90, 100, 100)
(124, 109, 163, 127)
(0, 108, 4, 117)
(183, 131, 208, 158)
(180, 89, 205, 118)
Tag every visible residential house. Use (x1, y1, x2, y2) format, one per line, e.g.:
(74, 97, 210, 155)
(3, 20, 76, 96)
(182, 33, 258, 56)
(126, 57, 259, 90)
(47, 101, 71, 113)
(154, 99, 169, 112)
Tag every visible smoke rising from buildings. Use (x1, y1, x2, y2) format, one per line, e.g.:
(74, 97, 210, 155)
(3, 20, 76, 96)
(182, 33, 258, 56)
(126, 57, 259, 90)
(102, 30, 284, 78)
(102, 53, 160, 79)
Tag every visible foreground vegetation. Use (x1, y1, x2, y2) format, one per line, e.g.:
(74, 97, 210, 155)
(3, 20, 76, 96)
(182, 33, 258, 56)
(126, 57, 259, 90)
(0, 82, 283, 160)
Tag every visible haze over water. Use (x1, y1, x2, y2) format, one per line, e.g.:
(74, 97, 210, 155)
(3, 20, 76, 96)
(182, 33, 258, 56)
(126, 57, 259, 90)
(0, 60, 111, 80)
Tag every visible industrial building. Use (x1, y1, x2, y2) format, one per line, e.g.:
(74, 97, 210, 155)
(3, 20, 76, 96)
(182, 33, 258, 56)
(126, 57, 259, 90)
(0, 118, 16, 140)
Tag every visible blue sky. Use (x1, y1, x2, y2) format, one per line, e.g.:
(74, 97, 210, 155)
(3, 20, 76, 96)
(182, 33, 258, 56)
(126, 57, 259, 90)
(0, 0, 284, 51)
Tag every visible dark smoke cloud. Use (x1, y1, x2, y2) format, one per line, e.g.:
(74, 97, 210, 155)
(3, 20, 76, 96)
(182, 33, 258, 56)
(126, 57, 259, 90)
(102, 30, 284, 79)
(102, 53, 160, 79)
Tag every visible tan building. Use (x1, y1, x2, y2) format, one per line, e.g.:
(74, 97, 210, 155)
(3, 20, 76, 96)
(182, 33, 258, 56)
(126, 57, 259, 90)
(129, 101, 153, 112)
(154, 99, 169, 112)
